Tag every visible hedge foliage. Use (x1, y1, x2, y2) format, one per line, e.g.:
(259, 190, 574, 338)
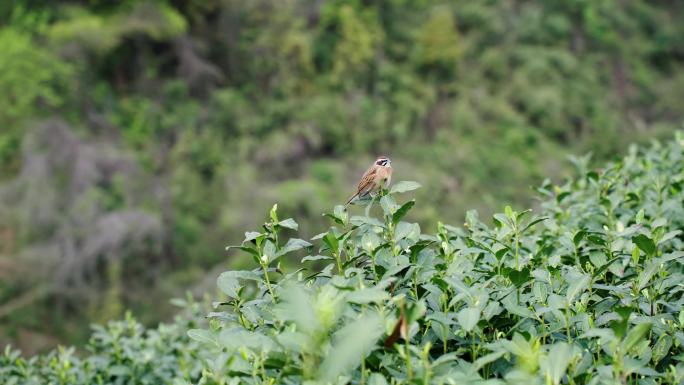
(2, 136, 684, 384)
(188, 134, 684, 384)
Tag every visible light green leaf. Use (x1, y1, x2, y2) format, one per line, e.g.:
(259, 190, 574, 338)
(505, 205, 514, 220)
(652, 335, 672, 364)
(217, 272, 241, 298)
(390, 181, 421, 194)
(394, 221, 420, 242)
(347, 286, 389, 304)
(243, 231, 262, 242)
(262, 240, 276, 263)
(350, 216, 385, 228)
(622, 322, 652, 352)
(544, 342, 574, 385)
(319, 312, 384, 382)
(218, 328, 275, 352)
(566, 273, 590, 303)
(278, 218, 299, 231)
(270, 203, 279, 222)
(637, 260, 659, 291)
(276, 238, 312, 257)
(274, 284, 318, 332)
(187, 329, 216, 345)
(301, 255, 334, 262)
(457, 307, 480, 332)
(380, 195, 398, 216)
(361, 232, 381, 253)
(368, 373, 388, 385)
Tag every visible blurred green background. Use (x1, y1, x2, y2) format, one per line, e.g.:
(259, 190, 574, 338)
(0, 0, 682, 354)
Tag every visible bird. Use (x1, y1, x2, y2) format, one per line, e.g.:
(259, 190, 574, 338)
(346, 156, 393, 206)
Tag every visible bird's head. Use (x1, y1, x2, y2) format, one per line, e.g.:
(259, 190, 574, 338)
(375, 156, 391, 167)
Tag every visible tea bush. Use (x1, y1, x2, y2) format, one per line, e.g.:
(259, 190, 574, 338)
(190, 134, 684, 385)
(1, 135, 683, 385)
(0, 304, 206, 385)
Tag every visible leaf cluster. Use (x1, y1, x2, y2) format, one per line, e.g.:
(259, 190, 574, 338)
(187, 134, 684, 385)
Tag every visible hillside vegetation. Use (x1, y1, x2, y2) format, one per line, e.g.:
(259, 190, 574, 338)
(3, 134, 683, 383)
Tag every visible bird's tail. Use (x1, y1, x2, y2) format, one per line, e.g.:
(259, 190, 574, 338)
(345, 193, 358, 206)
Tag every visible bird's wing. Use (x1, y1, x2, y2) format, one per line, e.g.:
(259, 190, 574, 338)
(356, 166, 378, 195)
(346, 166, 378, 204)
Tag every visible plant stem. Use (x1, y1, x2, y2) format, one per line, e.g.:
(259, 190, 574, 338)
(261, 262, 276, 301)
(404, 339, 413, 381)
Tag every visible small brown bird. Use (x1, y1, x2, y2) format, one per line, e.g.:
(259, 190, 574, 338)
(346, 156, 393, 205)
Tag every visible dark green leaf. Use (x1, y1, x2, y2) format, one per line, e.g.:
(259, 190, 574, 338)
(632, 234, 656, 256)
(392, 200, 415, 224)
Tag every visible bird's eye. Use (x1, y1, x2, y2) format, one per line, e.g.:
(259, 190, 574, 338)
(377, 159, 387, 166)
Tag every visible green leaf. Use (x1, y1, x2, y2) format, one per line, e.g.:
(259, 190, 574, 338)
(319, 312, 384, 382)
(225, 245, 259, 258)
(368, 373, 388, 385)
(505, 205, 514, 220)
(632, 234, 656, 256)
(301, 255, 333, 262)
(324, 205, 349, 226)
(334, 205, 348, 224)
(392, 200, 415, 224)
(277, 218, 299, 231)
(380, 195, 398, 217)
(610, 306, 633, 338)
(347, 287, 389, 304)
(636, 208, 645, 224)
(544, 342, 573, 385)
(522, 217, 547, 233)
(473, 350, 506, 370)
(573, 230, 586, 246)
(217, 272, 241, 298)
(652, 335, 673, 364)
(508, 268, 531, 288)
(262, 240, 276, 264)
(637, 260, 659, 291)
(323, 231, 339, 254)
(187, 329, 215, 345)
(218, 328, 275, 352)
(394, 222, 420, 242)
(276, 238, 312, 257)
(361, 232, 381, 253)
(587, 170, 599, 182)
(566, 273, 590, 303)
(274, 283, 318, 332)
(492, 213, 509, 228)
(350, 216, 385, 228)
(270, 203, 279, 222)
(390, 181, 421, 194)
(621, 322, 652, 352)
(243, 231, 262, 242)
(457, 307, 480, 332)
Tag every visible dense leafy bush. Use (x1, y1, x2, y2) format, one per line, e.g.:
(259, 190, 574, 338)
(187, 135, 684, 384)
(0, 304, 205, 385)
(1, 135, 683, 384)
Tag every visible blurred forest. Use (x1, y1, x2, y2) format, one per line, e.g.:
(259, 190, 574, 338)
(0, 0, 682, 353)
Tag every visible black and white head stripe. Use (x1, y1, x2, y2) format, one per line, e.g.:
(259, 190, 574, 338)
(376, 157, 390, 166)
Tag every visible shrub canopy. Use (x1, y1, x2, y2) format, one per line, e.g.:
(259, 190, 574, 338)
(2, 136, 684, 384)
